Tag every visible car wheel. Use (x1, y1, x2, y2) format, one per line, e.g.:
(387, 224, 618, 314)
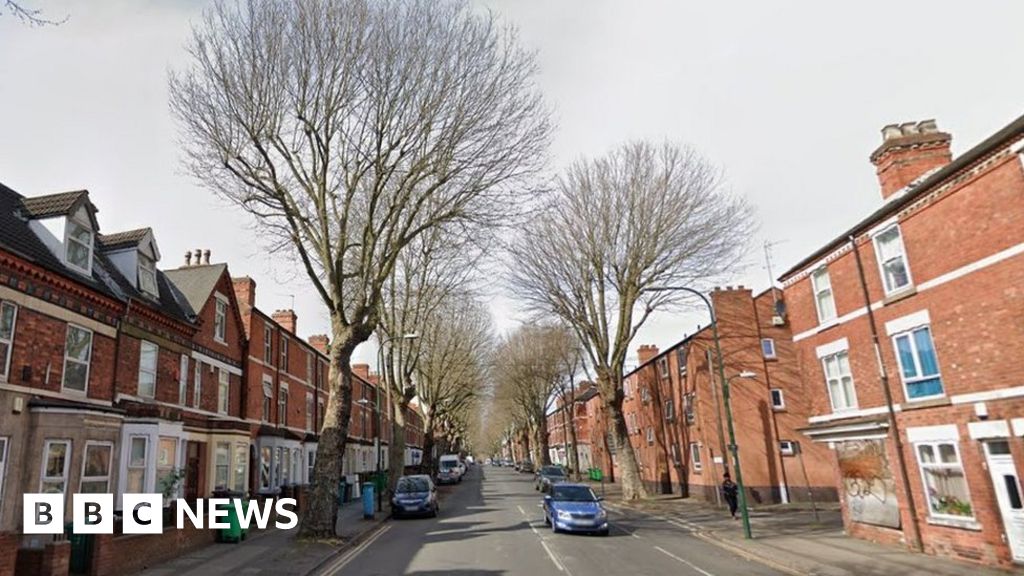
(543, 511, 550, 526)
(551, 520, 559, 534)
(598, 529, 609, 537)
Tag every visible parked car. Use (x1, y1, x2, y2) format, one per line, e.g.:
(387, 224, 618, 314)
(535, 465, 568, 493)
(438, 454, 463, 484)
(542, 483, 609, 536)
(519, 460, 534, 474)
(391, 475, 439, 518)
(503, 458, 515, 467)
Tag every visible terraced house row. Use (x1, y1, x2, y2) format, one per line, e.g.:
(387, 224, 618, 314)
(572, 112, 1024, 569)
(0, 182, 425, 574)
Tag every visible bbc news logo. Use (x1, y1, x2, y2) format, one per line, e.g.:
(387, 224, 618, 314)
(23, 494, 299, 534)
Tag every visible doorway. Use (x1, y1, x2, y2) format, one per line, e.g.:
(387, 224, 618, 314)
(984, 440, 1024, 562)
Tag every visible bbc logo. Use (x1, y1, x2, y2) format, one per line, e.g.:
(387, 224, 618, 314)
(24, 494, 165, 534)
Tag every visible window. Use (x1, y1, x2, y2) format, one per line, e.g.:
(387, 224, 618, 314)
(138, 253, 158, 296)
(263, 326, 273, 363)
(874, 225, 912, 294)
(684, 393, 695, 424)
(0, 302, 17, 382)
(62, 324, 93, 393)
(280, 447, 290, 485)
(646, 427, 654, 445)
(156, 437, 178, 498)
(262, 376, 273, 422)
(658, 357, 669, 379)
(306, 393, 314, 431)
(260, 446, 272, 490)
(215, 443, 230, 489)
(770, 388, 785, 410)
(234, 443, 247, 492)
(214, 296, 227, 343)
(178, 355, 189, 405)
(676, 347, 688, 374)
(306, 352, 312, 383)
(641, 387, 650, 403)
(318, 399, 325, 428)
(307, 450, 316, 483)
(79, 442, 112, 493)
(811, 268, 837, 323)
(761, 338, 777, 359)
(671, 444, 680, 465)
(41, 440, 71, 494)
(217, 369, 229, 414)
(779, 441, 797, 456)
(278, 385, 289, 426)
(65, 220, 93, 274)
(916, 441, 973, 519)
(821, 350, 857, 411)
(628, 413, 637, 434)
(193, 361, 202, 408)
(664, 400, 674, 421)
(0, 437, 6, 507)
(138, 340, 158, 398)
(689, 443, 702, 471)
(126, 436, 148, 493)
(894, 326, 944, 400)
(280, 337, 289, 371)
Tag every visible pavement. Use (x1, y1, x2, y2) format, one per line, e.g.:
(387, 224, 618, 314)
(586, 479, 1024, 576)
(133, 494, 386, 576)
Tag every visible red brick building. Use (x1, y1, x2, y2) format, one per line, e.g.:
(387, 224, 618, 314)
(545, 383, 596, 473)
(782, 117, 1024, 567)
(617, 287, 836, 503)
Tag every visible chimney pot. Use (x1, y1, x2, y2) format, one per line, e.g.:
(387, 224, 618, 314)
(870, 119, 952, 200)
(195, 248, 202, 265)
(272, 309, 297, 334)
(881, 124, 902, 141)
(184, 250, 192, 266)
(203, 249, 211, 265)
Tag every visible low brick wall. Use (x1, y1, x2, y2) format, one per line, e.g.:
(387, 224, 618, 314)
(15, 542, 69, 576)
(91, 524, 217, 576)
(0, 532, 18, 576)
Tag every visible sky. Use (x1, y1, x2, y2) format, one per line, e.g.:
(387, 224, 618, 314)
(2, 0, 1023, 368)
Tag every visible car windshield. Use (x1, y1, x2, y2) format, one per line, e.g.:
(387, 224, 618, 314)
(396, 477, 430, 493)
(550, 485, 598, 502)
(440, 461, 457, 470)
(541, 466, 565, 477)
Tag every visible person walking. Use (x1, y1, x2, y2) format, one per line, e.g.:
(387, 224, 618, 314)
(721, 473, 739, 519)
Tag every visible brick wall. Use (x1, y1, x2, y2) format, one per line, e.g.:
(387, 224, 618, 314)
(90, 524, 217, 576)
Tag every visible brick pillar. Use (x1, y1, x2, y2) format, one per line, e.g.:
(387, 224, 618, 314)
(0, 533, 18, 576)
(39, 541, 69, 576)
(90, 534, 116, 576)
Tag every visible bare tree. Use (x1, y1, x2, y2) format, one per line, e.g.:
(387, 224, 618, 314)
(2, 0, 67, 25)
(509, 141, 753, 499)
(552, 340, 586, 478)
(169, 0, 549, 536)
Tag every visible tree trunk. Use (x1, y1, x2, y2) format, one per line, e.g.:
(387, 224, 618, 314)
(422, 413, 436, 475)
(388, 400, 408, 491)
(537, 414, 552, 466)
(597, 370, 648, 500)
(566, 403, 580, 478)
(301, 324, 361, 537)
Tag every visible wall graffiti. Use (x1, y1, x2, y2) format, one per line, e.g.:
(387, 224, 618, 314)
(836, 439, 901, 528)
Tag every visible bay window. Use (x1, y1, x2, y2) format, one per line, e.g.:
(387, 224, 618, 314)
(215, 442, 230, 490)
(41, 440, 70, 494)
(80, 442, 112, 494)
(126, 436, 148, 493)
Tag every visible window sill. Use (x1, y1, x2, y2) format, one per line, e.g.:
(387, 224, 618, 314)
(815, 319, 840, 334)
(772, 407, 787, 412)
(882, 286, 917, 306)
(926, 516, 982, 531)
(902, 396, 950, 410)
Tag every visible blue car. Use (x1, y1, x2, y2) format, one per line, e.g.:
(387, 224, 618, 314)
(391, 475, 439, 518)
(542, 483, 609, 536)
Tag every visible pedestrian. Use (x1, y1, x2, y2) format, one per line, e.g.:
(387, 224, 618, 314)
(721, 473, 739, 519)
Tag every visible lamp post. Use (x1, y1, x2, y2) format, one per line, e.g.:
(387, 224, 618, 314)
(647, 286, 754, 539)
(725, 370, 757, 539)
(370, 332, 419, 513)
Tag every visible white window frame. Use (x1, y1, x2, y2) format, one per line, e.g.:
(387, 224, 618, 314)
(306, 352, 313, 384)
(80, 441, 113, 493)
(0, 301, 17, 382)
(64, 219, 93, 275)
(761, 338, 777, 360)
(892, 325, 945, 402)
(914, 440, 975, 521)
(873, 223, 914, 295)
(280, 337, 289, 371)
(0, 437, 8, 508)
(779, 440, 796, 456)
(233, 442, 248, 493)
(214, 294, 228, 344)
(126, 435, 149, 493)
(40, 439, 71, 494)
(62, 324, 93, 394)
(689, 442, 702, 471)
(306, 392, 314, 432)
(658, 357, 669, 379)
(811, 268, 837, 323)
(178, 355, 189, 405)
(664, 399, 674, 421)
(218, 368, 229, 414)
(770, 388, 786, 410)
(215, 442, 231, 490)
(137, 252, 158, 297)
(262, 375, 273, 422)
(646, 427, 654, 445)
(193, 360, 202, 408)
(641, 386, 650, 403)
(279, 384, 289, 426)
(821, 350, 857, 412)
(263, 325, 273, 363)
(138, 340, 158, 398)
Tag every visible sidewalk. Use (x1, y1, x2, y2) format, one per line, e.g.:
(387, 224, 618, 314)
(589, 481, 1022, 576)
(134, 500, 387, 576)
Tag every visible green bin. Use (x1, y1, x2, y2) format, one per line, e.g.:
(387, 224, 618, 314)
(589, 468, 603, 481)
(66, 522, 93, 574)
(214, 490, 249, 543)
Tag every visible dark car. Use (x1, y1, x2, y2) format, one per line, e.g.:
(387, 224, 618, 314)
(518, 460, 534, 474)
(543, 483, 608, 536)
(391, 474, 439, 518)
(535, 465, 567, 493)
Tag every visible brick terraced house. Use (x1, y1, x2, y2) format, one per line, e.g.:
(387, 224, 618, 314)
(782, 116, 1024, 568)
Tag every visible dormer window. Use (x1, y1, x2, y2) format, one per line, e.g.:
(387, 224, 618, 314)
(138, 253, 158, 296)
(65, 220, 93, 274)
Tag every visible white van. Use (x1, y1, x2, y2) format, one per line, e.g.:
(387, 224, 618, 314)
(438, 454, 463, 484)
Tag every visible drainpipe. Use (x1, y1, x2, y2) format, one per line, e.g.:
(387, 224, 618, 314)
(112, 297, 133, 405)
(849, 234, 923, 552)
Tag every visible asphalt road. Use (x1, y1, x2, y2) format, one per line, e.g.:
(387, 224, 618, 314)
(317, 465, 786, 576)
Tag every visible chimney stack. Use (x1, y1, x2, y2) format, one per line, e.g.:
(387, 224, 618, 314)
(308, 334, 330, 355)
(203, 249, 211, 265)
(272, 309, 297, 334)
(352, 363, 371, 381)
(870, 119, 952, 200)
(232, 277, 257, 311)
(184, 250, 192, 266)
(637, 344, 660, 366)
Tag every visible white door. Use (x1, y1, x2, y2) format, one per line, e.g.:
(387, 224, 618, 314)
(984, 441, 1024, 562)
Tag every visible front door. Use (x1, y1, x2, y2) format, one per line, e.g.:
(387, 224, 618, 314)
(984, 441, 1024, 562)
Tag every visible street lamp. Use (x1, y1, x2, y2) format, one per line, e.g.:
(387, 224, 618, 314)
(725, 370, 757, 539)
(370, 332, 419, 513)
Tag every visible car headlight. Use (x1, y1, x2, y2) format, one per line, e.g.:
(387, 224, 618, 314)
(557, 510, 573, 520)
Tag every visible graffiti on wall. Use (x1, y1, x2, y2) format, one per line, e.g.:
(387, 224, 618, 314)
(836, 439, 901, 528)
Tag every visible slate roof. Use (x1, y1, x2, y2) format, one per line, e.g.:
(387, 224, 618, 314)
(98, 228, 152, 251)
(18, 190, 89, 219)
(164, 264, 229, 315)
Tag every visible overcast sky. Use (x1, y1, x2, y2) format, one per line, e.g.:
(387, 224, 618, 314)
(2, 1, 1022, 367)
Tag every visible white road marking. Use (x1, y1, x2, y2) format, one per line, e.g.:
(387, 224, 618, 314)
(319, 524, 391, 576)
(540, 540, 567, 573)
(668, 518, 699, 532)
(517, 501, 572, 575)
(654, 545, 716, 576)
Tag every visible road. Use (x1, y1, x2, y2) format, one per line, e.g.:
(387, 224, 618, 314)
(316, 465, 785, 576)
